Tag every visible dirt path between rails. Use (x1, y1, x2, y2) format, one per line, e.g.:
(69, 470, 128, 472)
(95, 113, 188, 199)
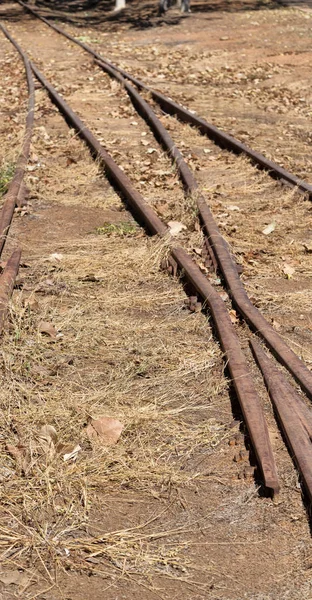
(0, 1, 312, 599)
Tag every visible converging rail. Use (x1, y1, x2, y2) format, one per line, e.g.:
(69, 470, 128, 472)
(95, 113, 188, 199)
(16, 0, 312, 402)
(3, 15, 312, 507)
(16, 0, 312, 200)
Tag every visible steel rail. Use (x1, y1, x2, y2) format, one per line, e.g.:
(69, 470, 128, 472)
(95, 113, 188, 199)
(0, 249, 22, 335)
(251, 340, 312, 505)
(94, 58, 312, 404)
(0, 23, 34, 256)
(16, 0, 312, 199)
(29, 61, 279, 494)
(31, 64, 166, 237)
(15, 1, 312, 398)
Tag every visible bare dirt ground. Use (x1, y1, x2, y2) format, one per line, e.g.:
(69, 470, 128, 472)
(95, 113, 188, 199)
(0, 0, 312, 598)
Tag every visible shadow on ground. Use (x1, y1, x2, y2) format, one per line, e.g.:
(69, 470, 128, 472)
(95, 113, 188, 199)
(1, 0, 312, 29)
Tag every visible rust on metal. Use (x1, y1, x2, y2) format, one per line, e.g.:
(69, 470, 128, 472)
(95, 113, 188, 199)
(31, 64, 167, 238)
(17, 0, 312, 198)
(15, 6, 312, 396)
(0, 249, 21, 335)
(202, 236, 218, 273)
(94, 59, 312, 401)
(96, 59, 312, 199)
(250, 340, 312, 505)
(172, 247, 279, 495)
(26, 59, 279, 494)
(0, 24, 34, 256)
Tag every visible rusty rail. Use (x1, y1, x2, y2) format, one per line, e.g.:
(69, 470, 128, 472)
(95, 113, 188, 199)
(31, 64, 166, 237)
(17, 0, 312, 199)
(250, 340, 312, 504)
(94, 58, 312, 403)
(0, 23, 34, 256)
(15, 1, 312, 398)
(0, 249, 21, 335)
(28, 61, 279, 494)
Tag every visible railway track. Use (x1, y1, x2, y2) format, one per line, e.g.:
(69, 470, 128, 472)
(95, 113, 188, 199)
(1, 5, 312, 513)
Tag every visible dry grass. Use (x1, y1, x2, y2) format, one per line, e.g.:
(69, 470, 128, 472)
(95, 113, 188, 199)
(0, 214, 228, 588)
(2, 13, 312, 598)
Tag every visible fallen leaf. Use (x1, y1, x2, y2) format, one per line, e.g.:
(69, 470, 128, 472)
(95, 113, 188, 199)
(38, 424, 57, 444)
(168, 220, 187, 236)
(39, 321, 57, 338)
(24, 295, 39, 311)
(262, 222, 276, 235)
(87, 417, 124, 446)
(193, 247, 202, 256)
(6, 444, 30, 474)
(227, 205, 240, 211)
(283, 263, 295, 278)
(48, 253, 63, 262)
(229, 309, 238, 324)
(63, 444, 81, 462)
(272, 319, 281, 331)
(37, 425, 58, 459)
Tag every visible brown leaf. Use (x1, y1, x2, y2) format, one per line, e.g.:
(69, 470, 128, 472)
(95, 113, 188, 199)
(229, 309, 238, 324)
(39, 321, 57, 338)
(87, 417, 124, 446)
(63, 444, 81, 462)
(6, 444, 30, 474)
(24, 295, 39, 311)
(37, 424, 58, 460)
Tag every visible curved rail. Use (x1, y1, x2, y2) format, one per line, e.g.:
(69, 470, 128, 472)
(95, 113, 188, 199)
(17, 0, 312, 199)
(94, 58, 312, 403)
(15, 2, 312, 399)
(251, 340, 312, 504)
(0, 23, 34, 256)
(0, 249, 22, 334)
(29, 61, 279, 494)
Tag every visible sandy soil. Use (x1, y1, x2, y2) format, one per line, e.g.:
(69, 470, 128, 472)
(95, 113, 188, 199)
(0, 0, 312, 598)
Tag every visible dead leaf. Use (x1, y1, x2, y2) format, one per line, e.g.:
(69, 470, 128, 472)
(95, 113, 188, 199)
(24, 295, 39, 311)
(227, 205, 240, 211)
(6, 444, 30, 474)
(168, 220, 187, 236)
(39, 321, 57, 338)
(63, 444, 81, 462)
(37, 425, 58, 459)
(262, 222, 276, 235)
(38, 424, 57, 444)
(272, 319, 281, 331)
(48, 253, 63, 262)
(229, 309, 238, 324)
(283, 263, 295, 279)
(87, 417, 124, 446)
